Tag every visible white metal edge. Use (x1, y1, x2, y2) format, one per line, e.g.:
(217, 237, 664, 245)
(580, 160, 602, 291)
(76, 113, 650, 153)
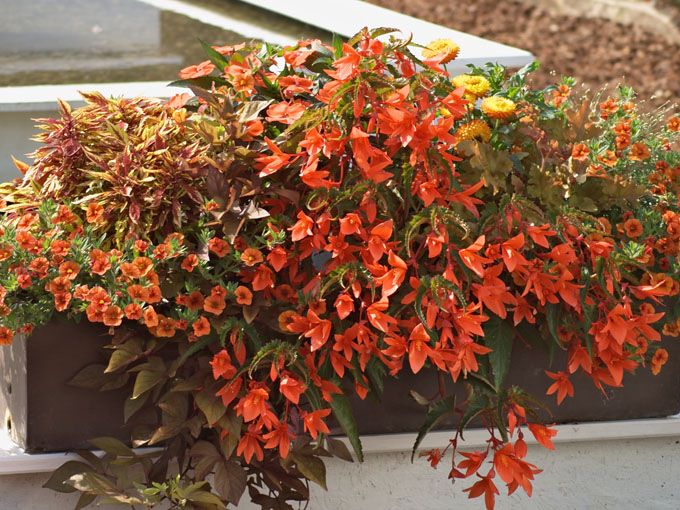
(2, 416, 679, 474)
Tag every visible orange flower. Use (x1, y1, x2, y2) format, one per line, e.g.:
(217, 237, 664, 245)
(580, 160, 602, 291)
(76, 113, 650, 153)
(47, 276, 71, 295)
(86, 203, 104, 223)
(278, 310, 298, 332)
(0, 326, 13, 345)
(288, 211, 314, 241)
(103, 305, 124, 327)
(667, 116, 680, 132)
(252, 265, 275, 291)
(50, 239, 71, 256)
(629, 142, 651, 161)
(421, 39, 460, 64)
(234, 286, 253, 305)
(204, 295, 226, 315)
(146, 285, 162, 304)
(208, 237, 230, 257)
(571, 143, 590, 161)
(86, 304, 104, 323)
(528, 423, 557, 450)
(184, 291, 205, 311)
(58, 261, 80, 280)
(181, 254, 199, 272)
(132, 257, 153, 277)
(302, 408, 331, 439)
(210, 350, 236, 379)
(623, 218, 643, 238)
(241, 248, 264, 267)
(598, 150, 618, 167)
(192, 316, 211, 337)
(545, 370, 574, 404)
(179, 60, 215, 79)
(143, 306, 158, 327)
(651, 348, 669, 375)
(54, 292, 72, 312)
(124, 303, 143, 320)
(120, 262, 141, 279)
(156, 316, 177, 337)
(127, 284, 149, 302)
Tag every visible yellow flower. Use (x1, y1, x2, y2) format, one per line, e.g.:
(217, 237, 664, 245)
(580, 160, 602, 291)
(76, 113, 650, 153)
(422, 39, 460, 64)
(455, 120, 492, 143)
(452, 75, 491, 98)
(480, 96, 516, 119)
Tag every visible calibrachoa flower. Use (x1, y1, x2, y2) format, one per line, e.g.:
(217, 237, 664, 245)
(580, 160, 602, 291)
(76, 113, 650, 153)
(1, 29, 679, 510)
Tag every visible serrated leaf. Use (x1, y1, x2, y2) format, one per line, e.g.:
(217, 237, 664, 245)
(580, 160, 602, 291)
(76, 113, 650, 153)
(411, 394, 455, 462)
(214, 460, 247, 506)
(292, 453, 327, 490)
(43, 461, 93, 493)
(199, 39, 229, 72)
(328, 393, 363, 462)
(483, 313, 514, 389)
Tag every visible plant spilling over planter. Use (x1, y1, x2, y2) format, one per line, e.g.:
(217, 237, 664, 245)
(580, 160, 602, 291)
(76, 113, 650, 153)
(1, 28, 680, 509)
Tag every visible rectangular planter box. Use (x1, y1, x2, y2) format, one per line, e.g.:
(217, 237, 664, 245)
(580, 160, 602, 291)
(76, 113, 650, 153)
(0, 317, 132, 453)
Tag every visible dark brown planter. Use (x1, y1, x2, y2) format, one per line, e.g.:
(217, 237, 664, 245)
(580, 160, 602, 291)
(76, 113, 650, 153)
(348, 331, 680, 435)
(2, 314, 679, 452)
(0, 316, 132, 453)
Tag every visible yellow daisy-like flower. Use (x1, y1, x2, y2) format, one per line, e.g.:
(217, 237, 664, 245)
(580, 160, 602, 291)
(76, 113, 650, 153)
(452, 75, 491, 98)
(422, 39, 460, 64)
(480, 96, 517, 119)
(455, 119, 492, 143)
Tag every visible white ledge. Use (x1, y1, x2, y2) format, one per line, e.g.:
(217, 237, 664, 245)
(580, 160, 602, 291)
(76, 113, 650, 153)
(2, 416, 679, 475)
(236, 0, 535, 72)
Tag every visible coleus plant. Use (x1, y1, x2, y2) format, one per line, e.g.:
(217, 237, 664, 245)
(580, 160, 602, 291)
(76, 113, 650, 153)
(1, 28, 679, 509)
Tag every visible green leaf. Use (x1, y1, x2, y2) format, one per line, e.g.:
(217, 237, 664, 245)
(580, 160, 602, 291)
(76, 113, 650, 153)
(123, 392, 149, 423)
(325, 437, 354, 463)
(69, 364, 127, 390)
(328, 393, 363, 462)
(292, 453, 327, 490)
(89, 437, 135, 457)
(214, 460, 247, 506)
(332, 33, 344, 58)
(195, 388, 227, 425)
(43, 461, 93, 493)
(483, 313, 514, 390)
(199, 39, 228, 72)
(411, 394, 455, 462)
(74, 492, 97, 509)
(105, 338, 142, 373)
(458, 394, 490, 439)
(132, 370, 164, 399)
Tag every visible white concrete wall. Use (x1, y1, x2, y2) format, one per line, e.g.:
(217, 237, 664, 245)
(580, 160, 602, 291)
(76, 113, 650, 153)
(1, 434, 678, 510)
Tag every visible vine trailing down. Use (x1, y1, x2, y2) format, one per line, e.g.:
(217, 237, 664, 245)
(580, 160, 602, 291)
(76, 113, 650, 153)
(0, 28, 679, 509)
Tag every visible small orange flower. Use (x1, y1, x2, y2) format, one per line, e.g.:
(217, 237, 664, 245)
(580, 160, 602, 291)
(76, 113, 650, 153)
(58, 261, 80, 280)
(623, 218, 643, 238)
(204, 295, 226, 315)
(571, 143, 590, 161)
(179, 60, 215, 79)
(209, 237, 230, 257)
(120, 262, 141, 279)
(86, 203, 104, 224)
(235, 286, 253, 305)
(124, 303, 143, 320)
(629, 142, 651, 162)
(598, 150, 618, 167)
(651, 348, 669, 375)
(103, 305, 124, 327)
(278, 310, 298, 332)
(132, 257, 153, 277)
(667, 116, 680, 132)
(47, 276, 71, 295)
(192, 316, 211, 337)
(241, 248, 264, 267)
(146, 285, 162, 304)
(181, 254, 199, 272)
(143, 306, 158, 327)
(184, 291, 205, 311)
(421, 39, 460, 64)
(54, 292, 72, 312)
(156, 316, 177, 337)
(0, 326, 13, 345)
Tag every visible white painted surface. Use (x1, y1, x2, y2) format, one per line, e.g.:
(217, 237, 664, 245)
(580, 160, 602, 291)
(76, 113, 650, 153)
(0, 434, 679, 509)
